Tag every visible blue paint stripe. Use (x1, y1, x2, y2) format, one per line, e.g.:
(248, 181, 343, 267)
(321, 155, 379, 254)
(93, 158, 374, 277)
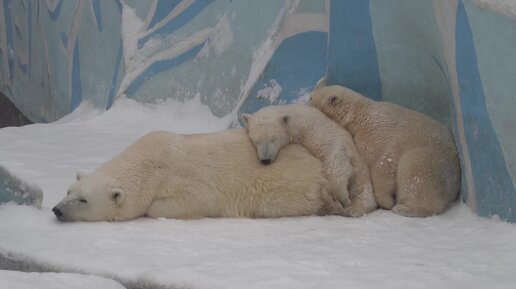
(17, 58, 27, 74)
(107, 42, 123, 109)
(126, 42, 205, 96)
(326, 0, 382, 101)
(36, 0, 40, 27)
(47, 0, 63, 21)
(14, 24, 21, 39)
(239, 32, 328, 118)
(115, 0, 123, 13)
(456, 0, 516, 221)
(70, 39, 82, 111)
(148, 0, 182, 30)
(137, 0, 215, 49)
(91, 0, 103, 32)
(3, 0, 14, 81)
(28, 0, 32, 76)
(60, 32, 68, 48)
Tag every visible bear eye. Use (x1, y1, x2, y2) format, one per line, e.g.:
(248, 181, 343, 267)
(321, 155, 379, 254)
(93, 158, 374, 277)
(79, 198, 88, 203)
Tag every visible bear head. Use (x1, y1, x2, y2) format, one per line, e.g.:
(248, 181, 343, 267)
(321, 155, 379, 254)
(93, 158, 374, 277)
(52, 172, 127, 222)
(241, 107, 292, 165)
(310, 85, 365, 128)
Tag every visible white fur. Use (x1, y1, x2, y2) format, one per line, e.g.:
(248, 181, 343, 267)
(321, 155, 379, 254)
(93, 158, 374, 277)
(242, 104, 377, 217)
(53, 129, 346, 221)
(310, 85, 460, 217)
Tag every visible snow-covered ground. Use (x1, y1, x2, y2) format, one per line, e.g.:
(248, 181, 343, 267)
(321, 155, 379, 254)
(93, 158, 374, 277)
(0, 270, 125, 289)
(1, 98, 516, 289)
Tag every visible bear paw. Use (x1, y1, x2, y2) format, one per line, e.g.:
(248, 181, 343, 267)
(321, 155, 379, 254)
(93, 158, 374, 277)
(341, 205, 368, 218)
(392, 204, 419, 217)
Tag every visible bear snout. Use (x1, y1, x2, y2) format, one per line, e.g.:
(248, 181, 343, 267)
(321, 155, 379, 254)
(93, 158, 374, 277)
(52, 206, 63, 218)
(257, 143, 278, 165)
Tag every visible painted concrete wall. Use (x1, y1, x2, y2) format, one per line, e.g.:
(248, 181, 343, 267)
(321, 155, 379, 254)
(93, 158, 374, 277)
(0, 0, 515, 221)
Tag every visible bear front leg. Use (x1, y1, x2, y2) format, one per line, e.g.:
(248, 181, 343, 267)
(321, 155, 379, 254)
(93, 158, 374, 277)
(370, 162, 396, 210)
(317, 187, 348, 216)
(342, 162, 378, 217)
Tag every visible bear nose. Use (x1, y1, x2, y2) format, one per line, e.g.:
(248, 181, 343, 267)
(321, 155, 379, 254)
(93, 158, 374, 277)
(52, 207, 63, 218)
(261, 159, 272, 165)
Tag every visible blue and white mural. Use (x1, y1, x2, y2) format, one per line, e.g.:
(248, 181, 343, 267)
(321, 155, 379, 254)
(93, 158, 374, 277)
(0, 0, 329, 121)
(1, 0, 515, 222)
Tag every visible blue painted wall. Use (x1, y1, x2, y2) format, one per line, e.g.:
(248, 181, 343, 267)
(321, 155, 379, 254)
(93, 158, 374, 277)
(326, 0, 382, 101)
(0, 0, 515, 222)
(455, 0, 515, 221)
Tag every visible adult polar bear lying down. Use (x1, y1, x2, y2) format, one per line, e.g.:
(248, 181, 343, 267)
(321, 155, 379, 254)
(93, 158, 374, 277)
(52, 130, 346, 222)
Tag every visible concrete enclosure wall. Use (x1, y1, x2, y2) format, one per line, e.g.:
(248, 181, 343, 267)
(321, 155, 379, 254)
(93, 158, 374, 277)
(0, 0, 515, 221)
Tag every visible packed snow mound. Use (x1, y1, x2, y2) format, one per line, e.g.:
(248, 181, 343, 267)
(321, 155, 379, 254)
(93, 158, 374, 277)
(1, 204, 516, 289)
(0, 97, 233, 207)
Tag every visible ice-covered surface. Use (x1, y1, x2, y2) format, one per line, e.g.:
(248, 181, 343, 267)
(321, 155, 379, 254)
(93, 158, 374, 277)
(0, 270, 125, 289)
(0, 165, 43, 208)
(0, 98, 516, 289)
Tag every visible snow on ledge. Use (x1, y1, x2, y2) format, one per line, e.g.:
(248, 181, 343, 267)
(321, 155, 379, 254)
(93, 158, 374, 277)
(0, 270, 125, 289)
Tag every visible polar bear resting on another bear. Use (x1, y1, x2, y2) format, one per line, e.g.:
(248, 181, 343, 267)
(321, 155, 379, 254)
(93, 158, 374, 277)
(52, 130, 346, 222)
(241, 104, 377, 217)
(310, 85, 460, 217)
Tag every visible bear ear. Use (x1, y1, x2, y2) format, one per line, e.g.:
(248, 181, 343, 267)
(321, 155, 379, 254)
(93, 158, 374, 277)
(111, 189, 125, 207)
(76, 171, 86, 181)
(328, 95, 343, 106)
(240, 113, 252, 128)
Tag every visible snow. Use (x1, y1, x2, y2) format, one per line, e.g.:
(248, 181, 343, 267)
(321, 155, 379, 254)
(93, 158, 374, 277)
(256, 79, 283, 103)
(1, 97, 516, 289)
(0, 270, 125, 289)
(0, 96, 232, 207)
(117, 4, 233, 99)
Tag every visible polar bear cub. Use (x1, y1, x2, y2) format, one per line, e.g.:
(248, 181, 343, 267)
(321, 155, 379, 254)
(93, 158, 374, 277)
(241, 104, 377, 217)
(52, 129, 346, 222)
(310, 85, 460, 217)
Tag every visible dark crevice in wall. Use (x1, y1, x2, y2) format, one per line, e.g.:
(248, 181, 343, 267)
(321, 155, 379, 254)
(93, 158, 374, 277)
(0, 91, 32, 128)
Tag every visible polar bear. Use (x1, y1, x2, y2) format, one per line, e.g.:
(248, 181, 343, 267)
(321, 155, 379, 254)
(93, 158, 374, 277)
(52, 129, 346, 222)
(310, 85, 460, 217)
(241, 104, 377, 217)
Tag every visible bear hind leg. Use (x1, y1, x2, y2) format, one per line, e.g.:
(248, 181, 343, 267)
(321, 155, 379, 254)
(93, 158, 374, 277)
(393, 147, 452, 218)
